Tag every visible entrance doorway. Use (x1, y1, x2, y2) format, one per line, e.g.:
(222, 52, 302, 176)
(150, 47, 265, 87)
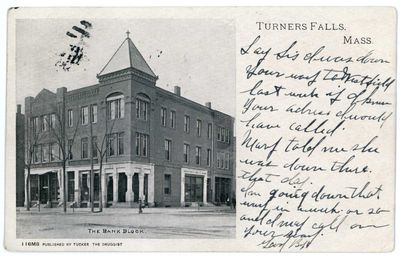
(80, 173, 90, 203)
(106, 175, 113, 205)
(184, 175, 203, 202)
(133, 173, 139, 202)
(29, 173, 59, 206)
(118, 173, 127, 202)
(93, 173, 100, 202)
(215, 177, 231, 204)
(144, 174, 148, 203)
(207, 178, 212, 202)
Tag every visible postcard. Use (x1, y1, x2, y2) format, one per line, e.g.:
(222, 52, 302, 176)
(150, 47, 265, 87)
(4, 7, 396, 252)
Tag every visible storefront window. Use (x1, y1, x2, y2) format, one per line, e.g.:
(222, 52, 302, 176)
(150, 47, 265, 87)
(184, 175, 203, 202)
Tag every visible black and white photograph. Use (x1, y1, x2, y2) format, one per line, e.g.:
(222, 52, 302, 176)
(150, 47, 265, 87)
(3, 5, 398, 253)
(15, 18, 236, 239)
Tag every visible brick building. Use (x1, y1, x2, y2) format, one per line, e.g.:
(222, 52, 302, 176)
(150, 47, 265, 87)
(16, 104, 25, 206)
(23, 34, 235, 208)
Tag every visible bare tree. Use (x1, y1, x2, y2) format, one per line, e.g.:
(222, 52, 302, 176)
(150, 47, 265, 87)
(47, 105, 80, 213)
(47, 102, 114, 213)
(24, 119, 42, 211)
(92, 118, 116, 213)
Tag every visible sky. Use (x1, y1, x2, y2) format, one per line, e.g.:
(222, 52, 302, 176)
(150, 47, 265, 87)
(16, 18, 236, 117)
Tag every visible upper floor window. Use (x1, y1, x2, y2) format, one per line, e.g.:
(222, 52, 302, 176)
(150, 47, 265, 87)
(81, 137, 88, 159)
(91, 105, 98, 123)
(207, 149, 212, 167)
(118, 132, 124, 155)
(136, 133, 149, 157)
(68, 139, 73, 160)
(161, 107, 167, 127)
(50, 143, 59, 161)
(107, 134, 116, 156)
(32, 117, 39, 133)
(92, 136, 98, 158)
(136, 95, 149, 120)
(107, 93, 124, 120)
(50, 113, 56, 129)
(225, 153, 230, 169)
(183, 143, 190, 163)
(184, 115, 190, 133)
(196, 119, 202, 137)
(195, 146, 201, 165)
(165, 139, 172, 161)
(41, 115, 48, 131)
(217, 126, 230, 144)
(68, 110, 73, 127)
(216, 152, 230, 169)
(207, 123, 212, 139)
(217, 152, 222, 169)
(81, 106, 89, 125)
(42, 144, 49, 163)
(107, 133, 124, 156)
(34, 145, 40, 163)
(170, 110, 176, 128)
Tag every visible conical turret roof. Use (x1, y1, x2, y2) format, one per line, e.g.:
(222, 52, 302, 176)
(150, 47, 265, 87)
(98, 35, 156, 78)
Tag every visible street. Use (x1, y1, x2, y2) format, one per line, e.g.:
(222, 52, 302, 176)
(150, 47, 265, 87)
(16, 206, 235, 239)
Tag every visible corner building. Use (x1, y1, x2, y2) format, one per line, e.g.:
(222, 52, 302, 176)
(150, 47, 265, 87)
(24, 35, 235, 208)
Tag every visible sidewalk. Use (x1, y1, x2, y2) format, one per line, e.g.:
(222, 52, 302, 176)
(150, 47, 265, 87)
(16, 205, 236, 239)
(17, 204, 235, 215)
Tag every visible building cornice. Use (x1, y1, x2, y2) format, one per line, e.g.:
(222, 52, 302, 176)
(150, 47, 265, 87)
(66, 87, 99, 103)
(98, 67, 157, 84)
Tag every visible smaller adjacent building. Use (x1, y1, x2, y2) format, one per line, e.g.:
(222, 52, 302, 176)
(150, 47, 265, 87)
(16, 104, 25, 206)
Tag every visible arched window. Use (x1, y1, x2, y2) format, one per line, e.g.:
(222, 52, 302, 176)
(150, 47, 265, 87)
(106, 92, 124, 120)
(136, 93, 150, 121)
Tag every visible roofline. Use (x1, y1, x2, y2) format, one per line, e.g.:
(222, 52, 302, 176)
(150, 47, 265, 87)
(155, 86, 234, 120)
(25, 81, 233, 119)
(98, 37, 157, 78)
(127, 38, 156, 77)
(66, 83, 99, 95)
(98, 38, 128, 76)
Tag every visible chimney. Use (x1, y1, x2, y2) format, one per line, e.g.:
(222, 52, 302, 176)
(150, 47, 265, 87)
(174, 86, 181, 96)
(56, 87, 67, 103)
(24, 96, 34, 116)
(17, 104, 21, 114)
(205, 102, 212, 109)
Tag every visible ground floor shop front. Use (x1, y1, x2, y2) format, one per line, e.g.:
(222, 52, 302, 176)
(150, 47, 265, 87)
(25, 163, 234, 208)
(153, 166, 234, 207)
(25, 162, 155, 208)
